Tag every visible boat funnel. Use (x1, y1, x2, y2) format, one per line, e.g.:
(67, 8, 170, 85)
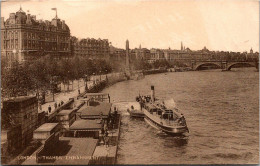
(151, 86, 155, 102)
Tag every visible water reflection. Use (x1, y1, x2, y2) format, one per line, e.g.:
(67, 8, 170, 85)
(156, 132, 189, 147)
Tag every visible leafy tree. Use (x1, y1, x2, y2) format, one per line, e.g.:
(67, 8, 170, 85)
(1, 55, 113, 99)
(153, 60, 170, 69)
(132, 59, 152, 70)
(1, 61, 33, 97)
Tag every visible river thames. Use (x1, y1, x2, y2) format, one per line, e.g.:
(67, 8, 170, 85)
(102, 67, 259, 164)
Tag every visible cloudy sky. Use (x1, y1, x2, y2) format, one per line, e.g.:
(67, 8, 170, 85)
(1, 0, 259, 52)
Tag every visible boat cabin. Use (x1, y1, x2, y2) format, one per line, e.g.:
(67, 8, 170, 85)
(162, 110, 178, 121)
(145, 103, 180, 121)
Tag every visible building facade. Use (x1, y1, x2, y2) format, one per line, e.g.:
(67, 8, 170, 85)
(148, 48, 165, 63)
(1, 7, 70, 67)
(71, 36, 109, 60)
(2, 96, 38, 150)
(131, 45, 151, 61)
(109, 45, 126, 61)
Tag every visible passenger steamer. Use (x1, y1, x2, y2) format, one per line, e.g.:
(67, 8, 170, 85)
(136, 86, 189, 135)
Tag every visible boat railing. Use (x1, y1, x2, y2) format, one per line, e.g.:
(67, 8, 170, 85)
(161, 118, 178, 127)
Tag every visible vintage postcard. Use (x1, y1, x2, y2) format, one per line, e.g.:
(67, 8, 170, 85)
(1, 0, 259, 165)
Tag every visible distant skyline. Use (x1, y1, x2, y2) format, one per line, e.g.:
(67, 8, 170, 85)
(1, 0, 259, 52)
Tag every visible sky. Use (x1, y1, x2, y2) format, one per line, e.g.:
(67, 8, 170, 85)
(1, 0, 259, 52)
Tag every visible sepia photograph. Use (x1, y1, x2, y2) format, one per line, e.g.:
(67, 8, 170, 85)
(0, 0, 259, 165)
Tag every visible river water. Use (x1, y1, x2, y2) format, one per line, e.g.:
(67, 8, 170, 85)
(102, 68, 259, 164)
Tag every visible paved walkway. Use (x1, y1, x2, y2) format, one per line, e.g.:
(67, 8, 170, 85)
(39, 79, 94, 114)
(39, 73, 122, 115)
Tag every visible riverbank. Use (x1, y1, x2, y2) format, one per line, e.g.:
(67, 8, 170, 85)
(79, 72, 127, 95)
(143, 68, 168, 75)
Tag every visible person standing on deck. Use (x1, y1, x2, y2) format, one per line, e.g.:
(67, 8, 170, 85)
(48, 105, 51, 113)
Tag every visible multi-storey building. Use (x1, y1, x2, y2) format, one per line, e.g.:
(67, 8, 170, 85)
(131, 45, 151, 61)
(109, 45, 126, 61)
(1, 7, 70, 66)
(71, 36, 109, 60)
(148, 48, 165, 63)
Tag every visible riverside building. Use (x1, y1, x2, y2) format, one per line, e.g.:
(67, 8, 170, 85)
(71, 36, 110, 60)
(1, 7, 70, 67)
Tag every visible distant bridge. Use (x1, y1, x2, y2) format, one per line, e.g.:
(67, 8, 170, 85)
(191, 60, 259, 71)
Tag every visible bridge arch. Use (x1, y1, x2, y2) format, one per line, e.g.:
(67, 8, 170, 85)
(194, 62, 222, 70)
(227, 62, 257, 70)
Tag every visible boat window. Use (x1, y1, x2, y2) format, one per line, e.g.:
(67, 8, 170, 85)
(157, 110, 162, 115)
(162, 110, 176, 120)
(162, 113, 168, 119)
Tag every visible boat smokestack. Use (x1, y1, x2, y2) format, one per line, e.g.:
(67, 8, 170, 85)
(151, 86, 155, 102)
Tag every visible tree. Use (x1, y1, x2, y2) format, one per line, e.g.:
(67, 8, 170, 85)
(27, 57, 49, 99)
(153, 60, 170, 69)
(1, 61, 33, 98)
(132, 59, 152, 70)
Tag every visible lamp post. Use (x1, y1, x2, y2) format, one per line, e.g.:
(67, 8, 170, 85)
(93, 72, 96, 85)
(99, 70, 102, 81)
(105, 69, 108, 82)
(84, 74, 89, 92)
(50, 76, 55, 101)
(68, 71, 70, 91)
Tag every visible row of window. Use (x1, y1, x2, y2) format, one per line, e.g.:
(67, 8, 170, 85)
(2, 40, 69, 45)
(2, 43, 69, 50)
(2, 31, 69, 40)
(75, 53, 107, 56)
(75, 50, 109, 52)
(75, 46, 109, 49)
(75, 44, 109, 47)
(75, 49, 109, 51)
(3, 44, 19, 49)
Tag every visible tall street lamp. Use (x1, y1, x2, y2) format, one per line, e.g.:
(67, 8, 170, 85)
(93, 72, 96, 85)
(50, 76, 55, 101)
(99, 70, 102, 81)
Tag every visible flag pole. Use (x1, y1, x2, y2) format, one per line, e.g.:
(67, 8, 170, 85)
(56, 9, 57, 18)
(52, 8, 58, 19)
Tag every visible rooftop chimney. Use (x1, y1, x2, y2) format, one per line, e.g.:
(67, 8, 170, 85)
(62, 20, 65, 29)
(10, 13, 15, 19)
(26, 14, 32, 24)
(31, 15, 36, 21)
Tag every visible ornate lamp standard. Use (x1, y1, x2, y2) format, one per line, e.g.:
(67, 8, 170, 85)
(93, 72, 96, 85)
(50, 77, 55, 101)
(105, 69, 108, 82)
(99, 70, 102, 81)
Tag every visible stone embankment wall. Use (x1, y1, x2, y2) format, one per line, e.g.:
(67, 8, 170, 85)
(83, 72, 127, 95)
(143, 69, 168, 75)
(106, 72, 127, 87)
